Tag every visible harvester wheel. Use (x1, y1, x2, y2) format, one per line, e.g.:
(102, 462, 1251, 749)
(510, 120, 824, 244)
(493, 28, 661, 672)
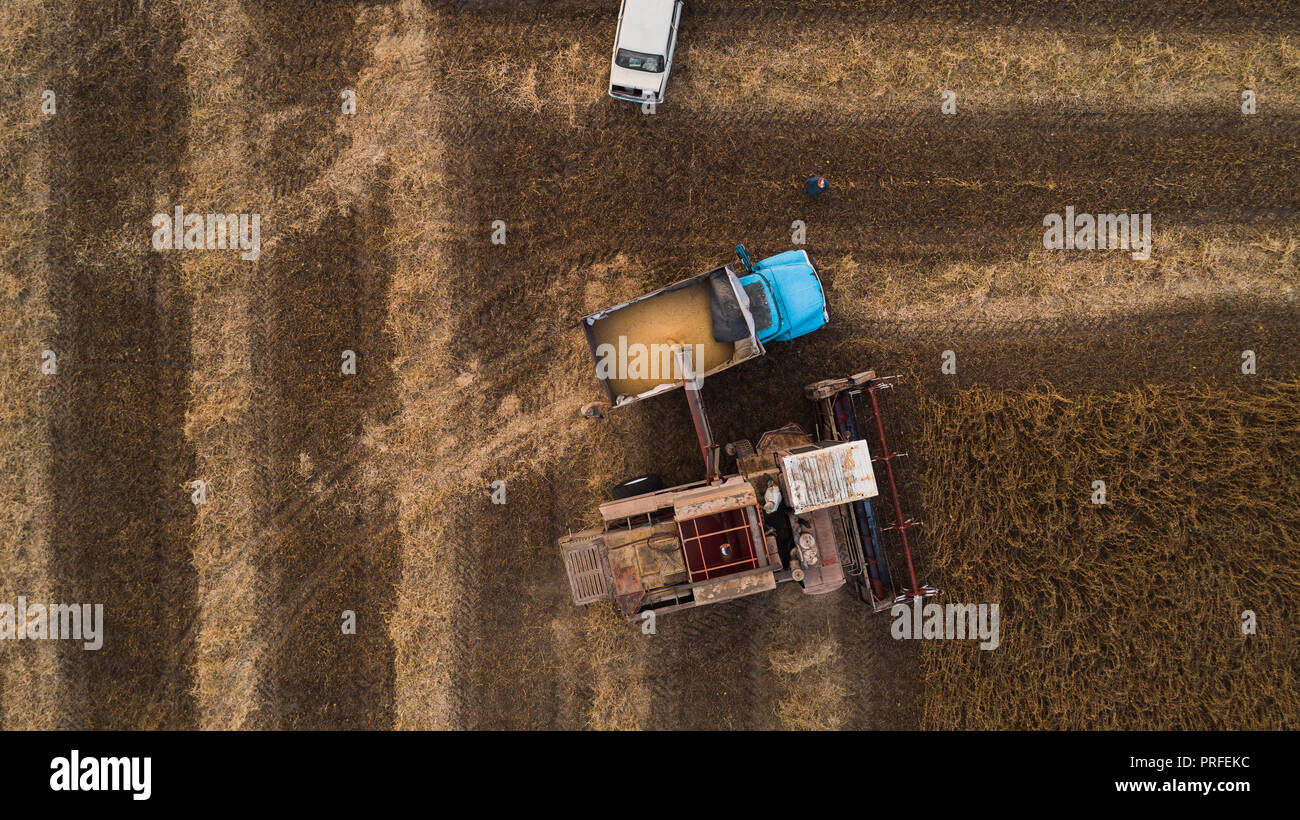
(612, 473, 664, 499)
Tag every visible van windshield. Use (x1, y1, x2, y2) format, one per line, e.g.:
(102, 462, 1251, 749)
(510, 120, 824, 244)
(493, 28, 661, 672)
(615, 48, 664, 73)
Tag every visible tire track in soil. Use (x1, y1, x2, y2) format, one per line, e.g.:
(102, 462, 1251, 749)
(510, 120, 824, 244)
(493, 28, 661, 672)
(413, 142, 647, 728)
(1, 0, 60, 730)
(703, 304, 1300, 441)
(642, 594, 776, 730)
(253, 214, 400, 730)
(832, 594, 923, 730)
(43, 1, 197, 730)
(837, 302, 1300, 396)
(439, 13, 1300, 121)
(438, 103, 1297, 301)
(236, 2, 401, 730)
(423, 100, 487, 728)
(440, 0, 1300, 32)
(456, 471, 589, 729)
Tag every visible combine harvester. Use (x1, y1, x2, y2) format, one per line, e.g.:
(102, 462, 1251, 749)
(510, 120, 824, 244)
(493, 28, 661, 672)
(560, 247, 937, 618)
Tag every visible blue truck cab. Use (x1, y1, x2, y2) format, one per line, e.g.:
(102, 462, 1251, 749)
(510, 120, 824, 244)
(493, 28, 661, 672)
(735, 246, 829, 343)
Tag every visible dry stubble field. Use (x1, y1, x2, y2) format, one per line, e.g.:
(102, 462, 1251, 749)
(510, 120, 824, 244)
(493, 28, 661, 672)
(1, 0, 1297, 730)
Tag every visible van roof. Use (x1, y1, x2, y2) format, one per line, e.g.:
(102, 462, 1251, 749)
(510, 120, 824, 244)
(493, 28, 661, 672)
(619, 0, 675, 54)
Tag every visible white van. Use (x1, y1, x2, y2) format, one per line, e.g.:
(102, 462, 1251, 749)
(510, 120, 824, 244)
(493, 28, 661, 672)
(608, 0, 685, 104)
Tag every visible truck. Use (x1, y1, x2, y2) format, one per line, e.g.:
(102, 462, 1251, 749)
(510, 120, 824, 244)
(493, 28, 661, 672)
(608, 0, 686, 104)
(561, 348, 939, 618)
(579, 245, 828, 413)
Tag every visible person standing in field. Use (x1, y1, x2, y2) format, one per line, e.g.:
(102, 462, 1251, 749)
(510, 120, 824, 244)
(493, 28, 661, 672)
(804, 175, 829, 198)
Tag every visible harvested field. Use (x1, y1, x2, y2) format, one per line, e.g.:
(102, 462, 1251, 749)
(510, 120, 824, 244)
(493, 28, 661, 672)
(0, 0, 1296, 731)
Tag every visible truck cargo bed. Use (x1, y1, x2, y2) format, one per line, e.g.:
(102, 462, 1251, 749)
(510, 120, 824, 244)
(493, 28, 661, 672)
(582, 265, 763, 405)
(588, 279, 736, 397)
